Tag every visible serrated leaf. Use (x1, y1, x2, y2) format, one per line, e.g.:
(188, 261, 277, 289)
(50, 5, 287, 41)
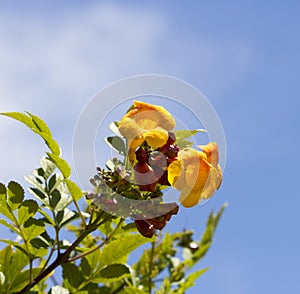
(0, 112, 36, 130)
(0, 183, 14, 221)
(49, 286, 70, 294)
(26, 112, 52, 136)
(92, 263, 131, 283)
(18, 200, 39, 225)
(65, 179, 83, 201)
(7, 181, 24, 210)
(23, 218, 45, 241)
(36, 131, 61, 155)
(105, 136, 126, 155)
(47, 153, 71, 179)
(1, 112, 61, 155)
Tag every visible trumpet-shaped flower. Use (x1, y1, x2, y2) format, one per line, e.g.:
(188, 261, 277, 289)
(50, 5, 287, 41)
(168, 142, 222, 207)
(118, 101, 176, 161)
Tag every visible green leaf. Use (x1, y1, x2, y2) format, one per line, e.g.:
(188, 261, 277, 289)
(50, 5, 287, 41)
(18, 200, 38, 225)
(179, 268, 209, 291)
(97, 234, 151, 269)
(191, 204, 226, 266)
(23, 218, 45, 241)
(0, 239, 28, 256)
(174, 129, 206, 141)
(109, 121, 120, 134)
(40, 157, 56, 180)
(0, 246, 29, 292)
(47, 153, 71, 179)
(36, 131, 61, 155)
(49, 286, 70, 294)
(62, 263, 84, 290)
(10, 267, 42, 292)
(25, 175, 46, 195)
(124, 287, 147, 294)
(26, 112, 52, 136)
(0, 112, 36, 130)
(7, 181, 24, 210)
(0, 112, 61, 155)
(65, 179, 83, 201)
(0, 183, 14, 221)
(55, 208, 76, 227)
(176, 139, 193, 149)
(105, 136, 126, 155)
(92, 263, 131, 283)
(30, 231, 52, 249)
(0, 219, 20, 235)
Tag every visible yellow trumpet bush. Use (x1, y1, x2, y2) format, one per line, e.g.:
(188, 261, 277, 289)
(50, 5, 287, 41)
(168, 142, 222, 207)
(118, 101, 176, 161)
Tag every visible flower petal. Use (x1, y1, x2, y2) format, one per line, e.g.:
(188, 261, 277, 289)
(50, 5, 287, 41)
(198, 142, 219, 167)
(119, 117, 142, 139)
(143, 127, 169, 148)
(179, 187, 202, 208)
(167, 159, 185, 190)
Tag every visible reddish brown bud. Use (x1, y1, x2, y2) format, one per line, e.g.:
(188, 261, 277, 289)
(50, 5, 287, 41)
(134, 219, 155, 238)
(134, 162, 157, 192)
(135, 147, 148, 162)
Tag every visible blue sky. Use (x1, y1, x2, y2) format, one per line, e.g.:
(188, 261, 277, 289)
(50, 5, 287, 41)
(0, 1, 300, 293)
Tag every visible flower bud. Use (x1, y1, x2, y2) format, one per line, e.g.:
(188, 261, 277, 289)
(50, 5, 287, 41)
(135, 147, 148, 162)
(134, 162, 157, 192)
(134, 219, 155, 238)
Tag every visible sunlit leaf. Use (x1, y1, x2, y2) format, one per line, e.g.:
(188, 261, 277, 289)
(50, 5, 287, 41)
(62, 263, 84, 290)
(26, 112, 52, 136)
(18, 200, 38, 225)
(174, 129, 206, 141)
(92, 263, 131, 283)
(7, 181, 24, 210)
(65, 179, 83, 201)
(47, 153, 71, 179)
(105, 136, 126, 155)
(23, 218, 45, 241)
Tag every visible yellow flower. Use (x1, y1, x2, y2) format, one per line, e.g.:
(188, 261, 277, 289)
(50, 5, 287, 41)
(168, 142, 222, 207)
(119, 101, 176, 161)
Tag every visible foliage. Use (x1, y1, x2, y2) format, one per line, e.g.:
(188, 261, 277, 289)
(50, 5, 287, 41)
(0, 111, 226, 293)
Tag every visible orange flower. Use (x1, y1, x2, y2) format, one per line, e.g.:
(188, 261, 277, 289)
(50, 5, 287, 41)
(168, 142, 222, 207)
(118, 101, 176, 161)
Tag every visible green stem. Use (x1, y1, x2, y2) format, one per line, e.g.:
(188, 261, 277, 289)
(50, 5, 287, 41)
(148, 241, 156, 293)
